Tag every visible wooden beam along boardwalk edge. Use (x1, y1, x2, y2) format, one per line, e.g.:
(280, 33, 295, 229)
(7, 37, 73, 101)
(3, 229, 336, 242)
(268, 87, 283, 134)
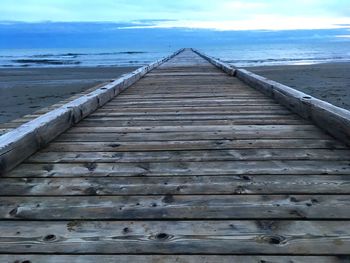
(0, 49, 185, 174)
(192, 48, 237, 76)
(192, 48, 350, 147)
(2, 255, 350, 263)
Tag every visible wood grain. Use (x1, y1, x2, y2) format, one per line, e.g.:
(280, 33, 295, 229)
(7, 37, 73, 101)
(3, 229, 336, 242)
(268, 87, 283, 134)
(2, 255, 349, 263)
(1, 174, 350, 196)
(0, 220, 350, 254)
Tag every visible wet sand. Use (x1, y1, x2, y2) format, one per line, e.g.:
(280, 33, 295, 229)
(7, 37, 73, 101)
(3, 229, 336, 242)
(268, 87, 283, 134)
(0, 67, 137, 124)
(245, 62, 350, 111)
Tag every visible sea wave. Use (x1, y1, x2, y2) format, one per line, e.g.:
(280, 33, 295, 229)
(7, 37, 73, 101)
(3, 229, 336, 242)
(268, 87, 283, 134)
(2, 46, 350, 68)
(0, 50, 153, 67)
(12, 59, 81, 65)
(31, 53, 85, 58)
(26, 51, 148, 59)
(224, 56, 350, 66)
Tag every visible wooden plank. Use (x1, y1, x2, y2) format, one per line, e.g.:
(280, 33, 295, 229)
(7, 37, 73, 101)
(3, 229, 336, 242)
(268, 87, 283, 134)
(10, 113, 297, 125)
(75, 119, 308, 127)
(152, 66, 219, 71)
(107, 98, 276, 105)
(123, 88, 258, 94)
(112, 97, 268, 101)
(101, 103, 282, 108)
(66, 124, 319, 133)
(113, 95, 266, 100)
(136, 80, 238, 84)
(83, 114, 296, 122)
(25, 149, 350, 163)
(90, 107, 292, 118)
(39, 139, 346, 152)
(108, 97, 276, 102)
(1, 174, 350, 196)
(138, 75, 234, 80)
(91, 107, 289, 115)
(1, 255, 348, 263)
(0, 220, 350, 254)
(146, 72, 226, 76)
(98, 106, 288, 112)
(6, 160, 350, 177)
(2, 195, 350, 219)
(55, 130, 332, 141)
(118, 93, 264, 99)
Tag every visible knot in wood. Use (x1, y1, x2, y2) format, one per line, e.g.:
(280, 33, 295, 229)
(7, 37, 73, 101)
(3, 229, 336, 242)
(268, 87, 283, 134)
(265, 235, 285, 245)
(43, 234, 57, 242)
(155, 232, 170, 241)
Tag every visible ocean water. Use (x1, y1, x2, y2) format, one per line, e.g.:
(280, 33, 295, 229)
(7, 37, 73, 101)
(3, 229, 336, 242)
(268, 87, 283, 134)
(1, 22, 350, 68)
(0, 49, 166, 68)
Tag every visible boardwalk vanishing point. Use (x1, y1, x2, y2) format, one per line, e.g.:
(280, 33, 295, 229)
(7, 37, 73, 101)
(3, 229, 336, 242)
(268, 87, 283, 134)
(1, 48, 350, 262)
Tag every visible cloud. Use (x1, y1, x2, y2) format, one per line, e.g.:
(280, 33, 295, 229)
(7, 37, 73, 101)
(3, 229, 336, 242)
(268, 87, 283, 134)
(0, 0, 349, 30)
(118, 16, 350, 31)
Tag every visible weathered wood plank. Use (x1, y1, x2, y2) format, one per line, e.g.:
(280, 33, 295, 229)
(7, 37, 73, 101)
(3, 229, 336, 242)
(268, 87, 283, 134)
(2, 255, 349, 263)
(146, 72, 226, 76)
(10, 113, 297, 125)
(101, 103, 283, 109)
(66, 124, 319, 133)
(17, 106, 293, 118)
(94, 105, 287, 113)
(27, 149, 348, 163)
(75, 119, 308, 127)
(39, 139, 346, 153)
(89, 109, 292, 116)
(2, 195, 350, 219)
(6, 160, 350, 177)
(107, 98, 276, 105)
(113, 95, 269, 101)
(0, 220, 350, 254)
(117, 93, 264, 99)
(123, 89, 260, 94)
(108, 97, 276, 102)
(82, 114, 296, 123)
(56, 130, 331, 141)
(1, 175, 350, 196)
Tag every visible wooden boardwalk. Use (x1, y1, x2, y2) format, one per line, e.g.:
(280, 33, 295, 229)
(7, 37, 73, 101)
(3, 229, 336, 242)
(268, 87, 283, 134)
(1, 49, 350, 262)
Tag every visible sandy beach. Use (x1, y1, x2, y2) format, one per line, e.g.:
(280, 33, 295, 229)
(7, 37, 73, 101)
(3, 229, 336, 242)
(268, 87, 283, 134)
(0, 67, 137, 124)
(245, 62, 350, 111)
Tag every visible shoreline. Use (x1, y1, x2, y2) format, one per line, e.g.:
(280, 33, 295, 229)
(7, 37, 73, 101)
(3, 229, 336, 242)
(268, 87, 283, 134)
(0, 66, 137, 124)
(244, 62, 350, 111)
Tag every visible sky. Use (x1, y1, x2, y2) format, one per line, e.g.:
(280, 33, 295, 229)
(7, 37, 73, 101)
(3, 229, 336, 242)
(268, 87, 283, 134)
(0, 0, 350, 30)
